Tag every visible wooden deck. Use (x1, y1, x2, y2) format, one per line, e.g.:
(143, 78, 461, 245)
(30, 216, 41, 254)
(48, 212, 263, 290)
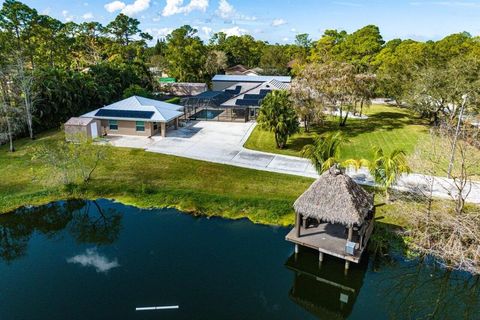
(286, 223, 369, 264)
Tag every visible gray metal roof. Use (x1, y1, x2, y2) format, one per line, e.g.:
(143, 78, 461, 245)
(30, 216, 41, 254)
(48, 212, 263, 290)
(81, 96, 184, 123)
(222, 79, 290, 107)
(212, 75, 291, 83)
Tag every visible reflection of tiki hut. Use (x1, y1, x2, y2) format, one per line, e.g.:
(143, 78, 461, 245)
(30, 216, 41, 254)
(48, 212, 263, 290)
(286, 167, 375, 269)
(285, 249, 368, 319)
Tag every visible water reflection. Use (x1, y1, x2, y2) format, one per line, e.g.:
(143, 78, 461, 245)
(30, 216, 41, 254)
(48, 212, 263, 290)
(285, 248, 368, 319)
(67, 247, 120, 273)
(0, 200, 122, 263)
(379, 258, 480, 319)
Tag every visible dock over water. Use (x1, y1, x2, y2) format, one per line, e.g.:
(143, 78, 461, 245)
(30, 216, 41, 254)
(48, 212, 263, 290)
(286, 167, 375, 269)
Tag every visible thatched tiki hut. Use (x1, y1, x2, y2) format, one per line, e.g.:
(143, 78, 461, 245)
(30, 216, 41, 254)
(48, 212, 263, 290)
(286, 167, 375, 269)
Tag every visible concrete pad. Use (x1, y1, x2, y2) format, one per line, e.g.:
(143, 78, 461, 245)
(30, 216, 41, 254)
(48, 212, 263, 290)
(232, 150, 275, 167)
(268, 156, 310, 173)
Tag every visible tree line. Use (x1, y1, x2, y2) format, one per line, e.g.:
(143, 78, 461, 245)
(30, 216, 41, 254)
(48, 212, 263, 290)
(0, 0, 153, 150)
(1, 0, 480, 153)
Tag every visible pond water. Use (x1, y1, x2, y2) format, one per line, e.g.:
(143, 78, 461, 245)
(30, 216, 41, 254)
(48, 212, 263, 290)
(0, 200, 478, 320)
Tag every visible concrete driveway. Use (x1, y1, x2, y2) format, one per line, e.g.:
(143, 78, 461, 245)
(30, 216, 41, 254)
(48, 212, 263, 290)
(105, 121, 318, 177)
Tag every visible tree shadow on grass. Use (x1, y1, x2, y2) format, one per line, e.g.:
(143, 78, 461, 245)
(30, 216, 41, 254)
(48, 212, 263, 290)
(284, 109, 429, 154)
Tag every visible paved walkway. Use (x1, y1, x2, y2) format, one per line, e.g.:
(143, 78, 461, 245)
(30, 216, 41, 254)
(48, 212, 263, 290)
(105, 121, 480, 204)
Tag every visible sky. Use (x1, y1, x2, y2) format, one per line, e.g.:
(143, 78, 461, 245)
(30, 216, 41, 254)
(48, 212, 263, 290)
(6, 0, 480, 44)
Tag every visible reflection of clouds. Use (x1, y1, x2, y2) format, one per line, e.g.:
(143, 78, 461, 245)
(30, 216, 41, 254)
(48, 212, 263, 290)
(67, 248, 119, 273)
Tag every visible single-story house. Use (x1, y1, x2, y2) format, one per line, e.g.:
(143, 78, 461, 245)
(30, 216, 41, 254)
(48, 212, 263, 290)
(183, 75, 292, 122)
(65, 95, 184, 139)
(211, 74, 291, 91)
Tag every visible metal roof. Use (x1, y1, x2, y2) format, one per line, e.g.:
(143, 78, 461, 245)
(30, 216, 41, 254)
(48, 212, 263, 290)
(212, 75, 291, 83)
(222, 80, 289, 107)
(81, 95, 184, 123)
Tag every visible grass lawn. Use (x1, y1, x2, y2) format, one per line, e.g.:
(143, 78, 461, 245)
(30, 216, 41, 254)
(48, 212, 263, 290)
(245, 104, 430, 161)
(0, 130, 314, 225)
(0, 129, 418, 228)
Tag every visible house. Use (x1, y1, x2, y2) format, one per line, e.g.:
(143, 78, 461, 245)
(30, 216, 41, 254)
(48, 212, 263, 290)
(211, 74, 291, 91)
(65, 96, 184, 139)
(224, 64, 263, 76)
(183, 75, 292, 122)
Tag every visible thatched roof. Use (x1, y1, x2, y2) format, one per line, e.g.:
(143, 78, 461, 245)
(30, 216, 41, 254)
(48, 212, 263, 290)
(293, 167, 373, 226)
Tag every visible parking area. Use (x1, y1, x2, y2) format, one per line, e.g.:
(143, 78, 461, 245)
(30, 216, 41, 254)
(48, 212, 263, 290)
(104, 121, 318, 178)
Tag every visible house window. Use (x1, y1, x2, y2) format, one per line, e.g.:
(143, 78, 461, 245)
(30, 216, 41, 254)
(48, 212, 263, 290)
(136, 121, 145, 132)
(109, 120, 118, 130)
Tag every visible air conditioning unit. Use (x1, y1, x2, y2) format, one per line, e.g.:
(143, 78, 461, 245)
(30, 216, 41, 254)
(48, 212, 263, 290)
(345, 241, 356, 255)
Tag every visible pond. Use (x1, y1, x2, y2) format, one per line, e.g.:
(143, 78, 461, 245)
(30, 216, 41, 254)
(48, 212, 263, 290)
(0, 200, 478, 319)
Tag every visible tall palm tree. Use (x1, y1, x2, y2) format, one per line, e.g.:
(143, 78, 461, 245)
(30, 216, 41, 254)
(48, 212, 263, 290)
(369, 147, 411, 202)
(257, 90, 299, 149)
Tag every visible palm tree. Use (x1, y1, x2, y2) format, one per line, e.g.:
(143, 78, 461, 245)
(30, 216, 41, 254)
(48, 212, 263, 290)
(257, 90, 299, 149)
(301, 131, 346, 174)
(369, 147, 411, 202)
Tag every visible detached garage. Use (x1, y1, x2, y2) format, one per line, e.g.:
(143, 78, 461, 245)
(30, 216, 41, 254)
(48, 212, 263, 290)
(64, 117, 100, 142)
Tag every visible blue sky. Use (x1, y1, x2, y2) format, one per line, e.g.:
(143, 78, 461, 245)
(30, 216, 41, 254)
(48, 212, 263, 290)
(7, 0, 480, 43)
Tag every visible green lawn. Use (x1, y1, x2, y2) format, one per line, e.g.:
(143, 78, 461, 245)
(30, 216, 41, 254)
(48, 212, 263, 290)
(0, 129, 415, 228)
(245, 104, 430, 161)
(0, 130, 314, 225)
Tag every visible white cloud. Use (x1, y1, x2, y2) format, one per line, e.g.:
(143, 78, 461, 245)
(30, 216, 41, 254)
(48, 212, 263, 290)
(220, 26, 247, 37)
(215, 0, 256, 23)
(216, 0, 234, 19)
(201, 26, 213, 38)
(272, 18, 287, 27)
(146, 27, 174, 38)
(82, 12, 94, 20)
(62, 10, 74, 22)
(122, 0, 151, 16)
(105, 1, 126, 12)
(67, 248, 120, 273)
(162, 0, 209, 17)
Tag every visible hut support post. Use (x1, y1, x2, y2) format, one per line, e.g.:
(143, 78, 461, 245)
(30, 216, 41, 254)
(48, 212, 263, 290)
(295, 244, 299, 254)
(345, 261, 350, 271)
(295, 212, 301, 238)
(347, 227, 353, 241)
(318, 251, 324, 262)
